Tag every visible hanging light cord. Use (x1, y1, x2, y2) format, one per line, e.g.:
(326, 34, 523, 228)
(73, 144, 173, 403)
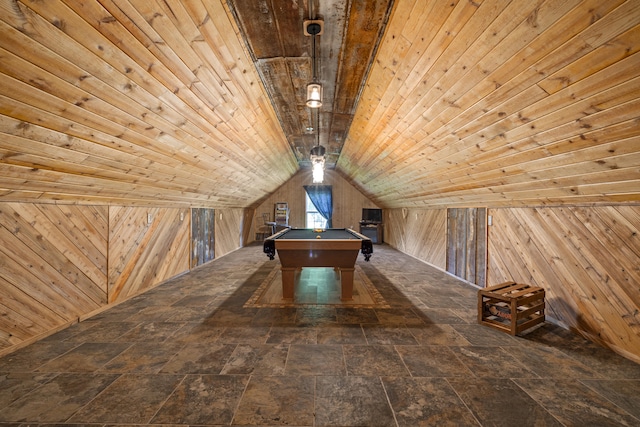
(316, 108, 320, 146)
(312, 32, 318, 81)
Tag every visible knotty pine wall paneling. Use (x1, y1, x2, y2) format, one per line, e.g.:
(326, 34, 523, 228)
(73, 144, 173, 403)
(108, 206, 190, 303)
(487, 206, 640, 362)
(0, 203, 108, 353)
(214, 208, 244, 258)
(0, 0, 297, 207)
(384, 208, 447, 270)
(252, 169, 379, 241)
(339, 0, 640, 208)
(241, 208, 255, 246)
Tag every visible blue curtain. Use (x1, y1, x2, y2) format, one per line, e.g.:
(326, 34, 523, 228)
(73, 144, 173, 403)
(304, 185, 333, 228)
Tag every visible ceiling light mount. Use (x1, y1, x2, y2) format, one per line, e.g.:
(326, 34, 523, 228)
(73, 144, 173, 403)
(304, 20, 324, 36)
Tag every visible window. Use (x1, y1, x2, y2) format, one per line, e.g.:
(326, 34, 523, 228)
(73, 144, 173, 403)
(305, 193, 327, 228)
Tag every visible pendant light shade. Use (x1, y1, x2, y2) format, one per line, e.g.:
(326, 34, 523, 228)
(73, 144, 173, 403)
(306, 82, 323, 108)
(312, 160, 325, 183)
(305, 19, 323, 109)
(310, 144, 325, 183)
(305, 18, 325, 183)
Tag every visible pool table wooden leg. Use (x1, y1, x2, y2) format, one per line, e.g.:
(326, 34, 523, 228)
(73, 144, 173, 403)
(281, 267, 296, 300)
(340, 267, 355, 301)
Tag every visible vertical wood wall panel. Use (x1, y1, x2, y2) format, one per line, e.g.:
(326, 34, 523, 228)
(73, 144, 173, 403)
(385, 208, 447, 270)
(191, 208, 215, 268)
(0, 203, 108, 351)
(447, 208, 487, 286)
(108, 206, 190, 303)
(487, 206, 640, 362)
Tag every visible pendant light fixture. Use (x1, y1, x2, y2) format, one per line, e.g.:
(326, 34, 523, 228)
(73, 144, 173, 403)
(309, 105, 325, 183)
(304, 20, 323, 108)
(305, 9, 325, 183)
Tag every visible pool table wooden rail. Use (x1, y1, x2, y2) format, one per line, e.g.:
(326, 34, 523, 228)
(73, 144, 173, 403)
(262, 228, 373, 300)
(263, 228, 373, 262)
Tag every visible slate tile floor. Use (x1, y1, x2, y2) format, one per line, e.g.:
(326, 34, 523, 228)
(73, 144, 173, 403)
(1, 244, 640, 426)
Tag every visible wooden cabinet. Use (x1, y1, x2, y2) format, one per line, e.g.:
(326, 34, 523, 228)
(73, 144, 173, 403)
(359, 223, 383, 244)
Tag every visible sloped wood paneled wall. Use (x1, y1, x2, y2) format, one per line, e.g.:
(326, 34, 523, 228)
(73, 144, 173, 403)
(339, 0, 640, 208)
(487, 206, 640, 362)
(252, 169, 379, 240)
(385, 208, 447, 270)
(0, 0, 297, 206)
(386, 205, 640, 361)
(214, 209, 245, 258)
(0, 203, 107, 349)
(0, 204, 193, 354)
(108, 206, 190, 303)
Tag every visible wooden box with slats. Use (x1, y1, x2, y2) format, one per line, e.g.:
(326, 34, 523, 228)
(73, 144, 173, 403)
(478, 282, 545, 336)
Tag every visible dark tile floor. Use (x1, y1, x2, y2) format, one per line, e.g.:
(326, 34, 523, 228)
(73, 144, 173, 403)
(1, 243, 639, 426)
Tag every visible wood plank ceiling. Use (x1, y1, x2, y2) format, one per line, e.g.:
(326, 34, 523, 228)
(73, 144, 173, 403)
(0, 0, 639, 209)
(228, 0, 392, 168)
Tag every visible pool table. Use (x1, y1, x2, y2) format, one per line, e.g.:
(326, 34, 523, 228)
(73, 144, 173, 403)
(263, 228, 373, 301)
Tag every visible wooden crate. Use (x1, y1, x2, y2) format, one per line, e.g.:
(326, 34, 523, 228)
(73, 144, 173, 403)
(478, 282, 545, 336)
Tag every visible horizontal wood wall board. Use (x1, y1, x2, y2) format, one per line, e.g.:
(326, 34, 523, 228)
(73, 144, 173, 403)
(0, 47, 260, 186)
(0, 95, 205, 174)
(29, 0, 251, 147)
(539, 24, 640, 95)
(0, 0, 637, 209)
(347, 0, 590, 171)
(0, 133, 217, 197)
(338, 0, 639, 208)
(393, 155, 640, 203)
(359, 69, 640, 200)
(394, 0, 559, 139)
(0, 84, 258, 197)
(0, 0, 297, 207)
(0, 166, 247, 205)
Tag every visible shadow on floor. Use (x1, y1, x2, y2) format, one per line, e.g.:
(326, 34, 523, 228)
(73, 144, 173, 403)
(0, 243, 639, 426)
